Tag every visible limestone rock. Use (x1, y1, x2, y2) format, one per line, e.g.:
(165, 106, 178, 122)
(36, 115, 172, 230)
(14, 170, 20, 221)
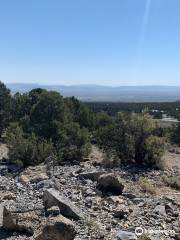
(30, 173, 49, 184)
(19, 166, 48, 184)
(107, 196, 124, 205)
(3, 201, 40, 234)
(78, 171, 105, 181)
(0, 192, 16, 201)
(97, 173, 124, 195)
(153, 205, 167, 217)
(18, 175, 30, 185)
(43, 188, 83, 220)
(34, 215, 76, 240)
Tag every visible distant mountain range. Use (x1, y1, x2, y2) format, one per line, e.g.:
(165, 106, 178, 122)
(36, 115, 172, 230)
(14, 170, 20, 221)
(6, 83, 180, 102)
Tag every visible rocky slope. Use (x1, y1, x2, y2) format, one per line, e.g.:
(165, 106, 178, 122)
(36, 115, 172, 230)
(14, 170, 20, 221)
(0, 146, 179, 240)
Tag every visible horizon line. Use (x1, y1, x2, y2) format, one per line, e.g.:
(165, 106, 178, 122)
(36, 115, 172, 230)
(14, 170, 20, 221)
(4, 82, 180, 88)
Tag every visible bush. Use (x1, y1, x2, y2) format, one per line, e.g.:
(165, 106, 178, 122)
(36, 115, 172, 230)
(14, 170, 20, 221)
(65, 97, 95, 130)
(145, 136, 166, 169)
(55, 122, 91, 162)
(103, 150, 121, 168)
(162, 175, 180, 190)
(138, 177, 157, 194)
(96, 113, 166, 168)
(5, 121, 91, 167)
(5, 123, 55, 167)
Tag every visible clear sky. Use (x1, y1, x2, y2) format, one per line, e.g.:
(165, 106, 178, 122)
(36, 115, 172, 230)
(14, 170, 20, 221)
(0, 0, 180, 86)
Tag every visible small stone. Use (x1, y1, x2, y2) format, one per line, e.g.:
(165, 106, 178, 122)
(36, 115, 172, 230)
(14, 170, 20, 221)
(18, 175, 29, 184)
(153, 205, 167, 217)
(116, 230, 137, 240)
(46, 206, 60, 216)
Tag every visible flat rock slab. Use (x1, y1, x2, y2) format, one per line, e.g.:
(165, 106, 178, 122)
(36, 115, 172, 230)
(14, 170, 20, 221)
(43, 188, 83, 220)
(78, 171, 105, 181)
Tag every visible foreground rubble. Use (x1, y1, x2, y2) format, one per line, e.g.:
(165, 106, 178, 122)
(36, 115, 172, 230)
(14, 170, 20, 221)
(0, 156, 179, 240)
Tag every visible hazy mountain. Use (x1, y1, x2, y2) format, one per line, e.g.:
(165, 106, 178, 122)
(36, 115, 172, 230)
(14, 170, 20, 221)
(6, 83, 180, 102)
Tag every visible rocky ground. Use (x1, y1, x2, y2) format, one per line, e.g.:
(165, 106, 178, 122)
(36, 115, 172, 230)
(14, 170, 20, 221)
(0, 145, 179, 240)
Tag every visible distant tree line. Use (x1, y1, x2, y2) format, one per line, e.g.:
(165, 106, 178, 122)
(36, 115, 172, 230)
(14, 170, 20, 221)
(86, 102, 180, 119)
(1, 81, 180, 169)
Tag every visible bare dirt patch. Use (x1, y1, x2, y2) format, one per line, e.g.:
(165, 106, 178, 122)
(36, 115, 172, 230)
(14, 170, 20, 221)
(164, 149, 180, 172)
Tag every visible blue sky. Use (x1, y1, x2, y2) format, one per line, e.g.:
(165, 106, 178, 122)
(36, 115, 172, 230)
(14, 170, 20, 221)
(0, 0, 180, 86)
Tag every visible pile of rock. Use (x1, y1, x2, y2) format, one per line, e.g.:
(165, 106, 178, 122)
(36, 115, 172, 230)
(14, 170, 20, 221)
(2, 188, 84, 240)
(0, 157, 179, 240)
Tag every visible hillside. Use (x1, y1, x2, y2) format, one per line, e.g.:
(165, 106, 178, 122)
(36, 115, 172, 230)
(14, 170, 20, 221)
(0, 81, 180, 240)
(0, 144, 180, 240)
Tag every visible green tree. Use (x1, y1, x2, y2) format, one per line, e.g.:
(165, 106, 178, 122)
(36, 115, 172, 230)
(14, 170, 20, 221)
(65, 97, 95, 130)
(29, 91, 67, 139)
(95, 112, 113, 128)
(55, 122, 91, 162)
(6, 88, 91, 166)
(0, 81, 12, 136)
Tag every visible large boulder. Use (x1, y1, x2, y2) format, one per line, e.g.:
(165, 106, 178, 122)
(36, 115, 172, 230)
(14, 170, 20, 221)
(78, 171, 105, 181)
(97, 173, 124, 195)
(19, 166, 48, 184)
(2, 201, 40, 234)
(43, 189, 83, 220)
(116, 230, 137, 240)
(34, 215, 76, 240)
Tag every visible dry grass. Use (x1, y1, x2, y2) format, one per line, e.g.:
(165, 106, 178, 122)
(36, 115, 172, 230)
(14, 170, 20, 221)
(162, 175, 180, 190)
(138, 235, 151, 240)
(138, 177, 157, 194)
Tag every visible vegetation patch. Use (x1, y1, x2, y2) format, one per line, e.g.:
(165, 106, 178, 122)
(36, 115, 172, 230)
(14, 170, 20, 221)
(138, 235, 151, 240)
(96, 112, 166, 169)
(138, 177, 157, 194)
(162, 175, 180, 190)
(0, 81, 175, 170)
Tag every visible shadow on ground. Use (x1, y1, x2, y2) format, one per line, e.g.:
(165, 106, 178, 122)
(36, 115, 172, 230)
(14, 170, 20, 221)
(0, 227, 30, 240)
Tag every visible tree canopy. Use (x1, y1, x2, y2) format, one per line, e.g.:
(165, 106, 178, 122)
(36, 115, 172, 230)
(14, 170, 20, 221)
(0, 81, 168, 169)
